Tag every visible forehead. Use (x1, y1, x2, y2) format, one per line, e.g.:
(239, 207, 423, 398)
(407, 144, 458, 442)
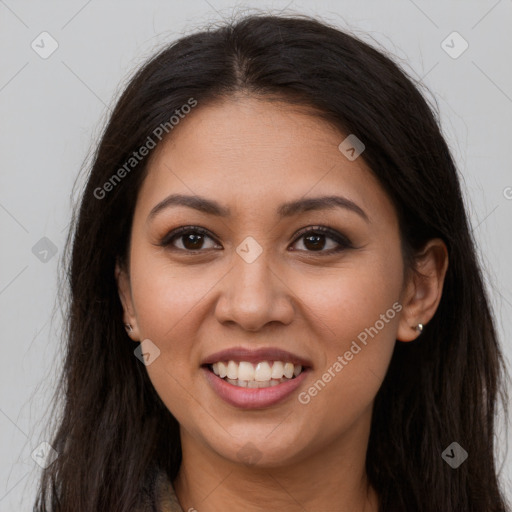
(136, 96, 397, 225)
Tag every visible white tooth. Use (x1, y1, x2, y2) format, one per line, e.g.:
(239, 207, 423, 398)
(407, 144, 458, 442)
(255, 361, 272, 381)
(217, 361, 227, 378)
(279, 378, 287, 383)
(293, 364, 302, 377)
(238, 361, 255, 381)
(237, 379, 248, 387)
(226, 378, 237, 385)
(271, 361, 284, 379)
(270, 379, 280, 386)
(247, 380, 260, 388)
(283, 362, 294, 379)
(227, 360, 238, 380)
(212, 362, 219, 376)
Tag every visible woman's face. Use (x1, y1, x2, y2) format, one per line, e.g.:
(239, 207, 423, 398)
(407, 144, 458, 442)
(117, 95, 412, 467)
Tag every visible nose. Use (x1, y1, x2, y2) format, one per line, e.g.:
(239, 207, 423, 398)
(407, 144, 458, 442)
(214, 251, 295, 332)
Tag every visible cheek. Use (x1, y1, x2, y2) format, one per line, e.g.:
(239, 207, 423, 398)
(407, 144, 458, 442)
(128, 259, 208, 426)
(293, 248, 402, 413)
(130, 253, 212, 340)
(127, 249, 235, 412)
(295, 286, 400, 443)
(289, 247, 403, 345)
(128, 255, 205, 382)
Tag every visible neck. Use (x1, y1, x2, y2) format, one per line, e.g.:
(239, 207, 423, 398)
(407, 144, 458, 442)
(173, 409, 379, 512)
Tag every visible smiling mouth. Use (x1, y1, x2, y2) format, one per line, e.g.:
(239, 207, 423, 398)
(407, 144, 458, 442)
(205, 360, 304, 388)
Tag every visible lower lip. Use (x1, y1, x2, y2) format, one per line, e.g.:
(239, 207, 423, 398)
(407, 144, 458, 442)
(202, 367, 309, 409)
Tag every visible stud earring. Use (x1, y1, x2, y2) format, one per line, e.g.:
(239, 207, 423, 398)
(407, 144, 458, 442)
(415, 323, 424, 333)
(124, 323, 133, 332)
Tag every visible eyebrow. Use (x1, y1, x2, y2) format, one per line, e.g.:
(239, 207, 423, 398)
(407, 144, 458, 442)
(148, 193, 370, 223)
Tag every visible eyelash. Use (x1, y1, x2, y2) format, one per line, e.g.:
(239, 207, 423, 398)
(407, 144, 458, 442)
(158, 225, 354, 255)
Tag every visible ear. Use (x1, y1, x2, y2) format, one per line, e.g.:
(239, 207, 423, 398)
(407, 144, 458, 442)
(396, 238, 449, 342)
(115, 260, 140, 341)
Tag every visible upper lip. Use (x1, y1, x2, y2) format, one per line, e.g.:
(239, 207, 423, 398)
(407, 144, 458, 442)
(201, 347, 312, 368)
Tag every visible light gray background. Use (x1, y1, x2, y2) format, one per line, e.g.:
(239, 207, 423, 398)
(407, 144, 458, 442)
(1, 0, 511, 510)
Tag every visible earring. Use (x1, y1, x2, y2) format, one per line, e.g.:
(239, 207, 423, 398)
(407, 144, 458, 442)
(415, 323, 424, 333)
(124, 323, 133, 332)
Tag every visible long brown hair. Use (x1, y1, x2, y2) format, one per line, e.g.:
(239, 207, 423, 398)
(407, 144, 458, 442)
(34, 13, 510, 511)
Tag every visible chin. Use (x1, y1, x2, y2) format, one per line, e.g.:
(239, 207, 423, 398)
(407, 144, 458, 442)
(213, 433, 306, 468)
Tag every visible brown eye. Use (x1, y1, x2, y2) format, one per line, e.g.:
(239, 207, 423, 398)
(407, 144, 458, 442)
(178, 232, 208, 250)
(160, 226, 220, 252)
(290, 226, 353, 254)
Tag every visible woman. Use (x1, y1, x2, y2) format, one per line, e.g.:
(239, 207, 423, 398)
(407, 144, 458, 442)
(33, 13, 510, 512)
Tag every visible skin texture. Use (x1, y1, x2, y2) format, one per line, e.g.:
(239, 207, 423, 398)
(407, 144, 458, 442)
(116, 95, 449, 512)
